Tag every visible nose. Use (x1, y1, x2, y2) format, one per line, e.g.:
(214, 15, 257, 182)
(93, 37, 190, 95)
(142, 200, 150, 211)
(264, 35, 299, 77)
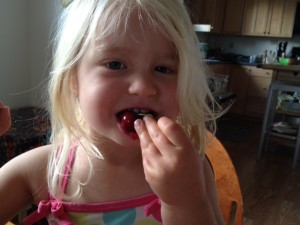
(128, 74, 158, 97)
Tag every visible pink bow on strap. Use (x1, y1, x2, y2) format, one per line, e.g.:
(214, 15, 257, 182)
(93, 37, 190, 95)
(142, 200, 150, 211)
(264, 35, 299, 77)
(144, 197, 162, 223)
(23, 200, 73, 225)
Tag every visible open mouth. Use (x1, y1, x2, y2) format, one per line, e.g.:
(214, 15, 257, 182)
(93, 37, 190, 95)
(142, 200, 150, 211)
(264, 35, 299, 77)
(116, 108, 157, 134)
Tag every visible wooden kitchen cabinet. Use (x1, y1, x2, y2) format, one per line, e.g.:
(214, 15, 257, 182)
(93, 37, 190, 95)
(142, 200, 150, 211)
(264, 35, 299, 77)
(222, 0, 245, 35)
(207, 64, 273, 117)
(246, 67, 273, 116)
(276, 71, 300, 84)
(242, 0, 297, 37)
(228, 66, 249, 114)
(229, 65, 273, 117)
(185, 0, 226, 33)
(207, 64, 232, 75)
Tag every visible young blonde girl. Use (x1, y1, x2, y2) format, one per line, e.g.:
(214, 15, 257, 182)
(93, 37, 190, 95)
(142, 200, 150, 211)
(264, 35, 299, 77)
(0, 0, 225, 224)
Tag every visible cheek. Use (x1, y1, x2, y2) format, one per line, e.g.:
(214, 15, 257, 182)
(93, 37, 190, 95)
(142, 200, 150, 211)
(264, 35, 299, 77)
(165, 85, 179, 120)
(77, 84, 104, 118)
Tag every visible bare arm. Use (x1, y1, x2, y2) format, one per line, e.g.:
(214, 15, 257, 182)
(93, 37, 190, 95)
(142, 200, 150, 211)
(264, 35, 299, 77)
(0, 145, 50, 224)
(134, 116, 225, 225)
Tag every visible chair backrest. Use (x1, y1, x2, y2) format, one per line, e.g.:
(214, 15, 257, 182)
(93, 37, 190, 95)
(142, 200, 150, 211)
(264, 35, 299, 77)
(6, 222, 15, 225)
(206, 132, 243, 225)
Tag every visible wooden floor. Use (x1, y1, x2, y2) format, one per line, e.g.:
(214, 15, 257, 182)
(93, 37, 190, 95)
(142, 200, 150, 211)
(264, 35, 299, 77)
(218, 114, 300, 225)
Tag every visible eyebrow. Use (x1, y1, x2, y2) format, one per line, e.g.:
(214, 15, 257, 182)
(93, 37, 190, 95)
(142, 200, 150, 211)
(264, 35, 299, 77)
(93, 44, 178, 61)
(93, 44, 130, 56)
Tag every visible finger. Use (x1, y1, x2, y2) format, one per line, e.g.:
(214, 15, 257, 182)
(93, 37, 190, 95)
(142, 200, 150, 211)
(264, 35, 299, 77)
(134, 118, 161, 156)
(157, 116, 190, 147)
(143, 116, 177, 155)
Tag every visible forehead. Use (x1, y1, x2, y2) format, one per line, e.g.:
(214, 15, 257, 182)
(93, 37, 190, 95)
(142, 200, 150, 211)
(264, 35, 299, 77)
(90, 11, 178, 57)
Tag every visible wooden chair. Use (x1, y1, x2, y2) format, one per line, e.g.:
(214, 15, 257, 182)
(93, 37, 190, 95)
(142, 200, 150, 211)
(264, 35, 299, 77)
(206, 132, 243, 225)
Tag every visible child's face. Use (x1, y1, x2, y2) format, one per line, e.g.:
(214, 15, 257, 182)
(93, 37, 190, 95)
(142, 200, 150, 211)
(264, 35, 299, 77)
(75, 15, 179, 147)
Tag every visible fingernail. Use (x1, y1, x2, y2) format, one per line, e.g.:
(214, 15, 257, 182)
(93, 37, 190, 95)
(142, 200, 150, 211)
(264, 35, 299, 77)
(143, 115, 152, 122)
(134, 119, 142, 130)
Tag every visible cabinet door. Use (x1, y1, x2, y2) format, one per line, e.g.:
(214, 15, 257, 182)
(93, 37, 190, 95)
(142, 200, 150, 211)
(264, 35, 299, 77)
(242, 0, 271, 36)
(185, 0, 204, 24)
(267, 0, 297, 37)
(245, 67, 272, 116)
(228, 66, 249, 113)
(242, 0, 297, 37)
(223, 0, 245, 34)
(207, 64, 232, 75)
(247, 76, 271, 98)
(209, 0, 226, 33)
(246, 76, 272, 115)
(186, 0, 226, 33)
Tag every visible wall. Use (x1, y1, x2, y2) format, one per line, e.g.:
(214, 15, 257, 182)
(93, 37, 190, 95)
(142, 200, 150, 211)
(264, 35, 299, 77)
(0, 0, 60, 109)
(29, 0, 60, 107)
(206, 33, 300, 58)
(0, 0, 30, 108)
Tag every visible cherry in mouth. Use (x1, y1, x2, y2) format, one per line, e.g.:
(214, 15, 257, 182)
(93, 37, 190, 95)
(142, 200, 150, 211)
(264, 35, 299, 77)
(120, 110, 156, 135)
(120, 111, 137, 133)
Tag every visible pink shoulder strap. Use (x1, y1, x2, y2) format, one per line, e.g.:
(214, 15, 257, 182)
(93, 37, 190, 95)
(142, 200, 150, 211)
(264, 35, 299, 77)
(61, 143, 77, 193)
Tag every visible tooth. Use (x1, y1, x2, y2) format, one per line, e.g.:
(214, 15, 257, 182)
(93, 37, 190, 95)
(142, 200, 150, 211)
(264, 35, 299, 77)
(138, 113, 153, 118)
(133, 108, 139, 113)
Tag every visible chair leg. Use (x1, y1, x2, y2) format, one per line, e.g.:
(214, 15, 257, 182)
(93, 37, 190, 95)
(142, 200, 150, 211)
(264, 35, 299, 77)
(258, 131, 267, 160)
(292, 126, 300, 169)
(227, 201, 237, 225)
(257, 86, 277, 160)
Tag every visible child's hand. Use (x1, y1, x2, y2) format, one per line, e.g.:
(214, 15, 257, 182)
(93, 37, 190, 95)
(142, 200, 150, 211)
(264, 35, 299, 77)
(134, 116, 204, 207)
(0, 101, 11, 136)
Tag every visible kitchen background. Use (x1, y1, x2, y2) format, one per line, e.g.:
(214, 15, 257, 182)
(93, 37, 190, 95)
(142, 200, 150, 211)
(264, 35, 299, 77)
(1, 1, 300, 224)
(1, 0, 300, 109)
(205, 33, 300, 58)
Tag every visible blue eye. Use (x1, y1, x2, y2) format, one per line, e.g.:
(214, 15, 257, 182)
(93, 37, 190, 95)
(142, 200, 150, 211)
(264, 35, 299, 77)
(155, 66, 173, 74)
(106, 61, 126, 70)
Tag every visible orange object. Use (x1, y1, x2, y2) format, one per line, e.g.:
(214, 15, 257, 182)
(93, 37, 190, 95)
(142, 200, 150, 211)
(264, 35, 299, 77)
(206, 132, 243, 225)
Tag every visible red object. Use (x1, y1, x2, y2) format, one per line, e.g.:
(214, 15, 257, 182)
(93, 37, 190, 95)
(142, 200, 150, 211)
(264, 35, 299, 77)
(121, 111, 137, 132)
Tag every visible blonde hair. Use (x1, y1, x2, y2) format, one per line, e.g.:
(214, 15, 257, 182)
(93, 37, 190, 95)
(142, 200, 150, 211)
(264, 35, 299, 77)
(47, 0, 218, 200)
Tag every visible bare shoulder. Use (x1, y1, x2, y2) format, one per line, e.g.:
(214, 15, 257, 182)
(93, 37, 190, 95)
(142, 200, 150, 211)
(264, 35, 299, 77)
(0, 145, 52, 222)
(1, 144, 51, 173)
(0, 145, 52, 201)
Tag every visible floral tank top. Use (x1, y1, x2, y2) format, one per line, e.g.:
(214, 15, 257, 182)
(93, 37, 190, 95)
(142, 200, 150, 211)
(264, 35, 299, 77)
(23, 145, 162, 225)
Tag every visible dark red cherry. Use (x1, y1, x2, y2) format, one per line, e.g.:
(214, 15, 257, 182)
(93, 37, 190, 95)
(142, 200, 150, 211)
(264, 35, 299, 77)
(121, 111, 137, 132)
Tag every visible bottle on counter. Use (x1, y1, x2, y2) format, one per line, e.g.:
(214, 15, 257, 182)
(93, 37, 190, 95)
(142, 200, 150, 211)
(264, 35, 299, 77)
(262, 50, 268, 64)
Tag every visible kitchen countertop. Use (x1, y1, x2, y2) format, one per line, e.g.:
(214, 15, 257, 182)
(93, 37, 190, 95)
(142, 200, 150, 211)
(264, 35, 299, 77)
(205, 59, 300, 72)
(204, 59, 259, 66)
(260, 64, 300, 72)
(204, 59, 232, 64)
